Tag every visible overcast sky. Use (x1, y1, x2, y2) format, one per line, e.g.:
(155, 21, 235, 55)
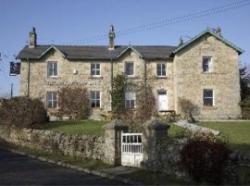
(0, 0, 250, 97)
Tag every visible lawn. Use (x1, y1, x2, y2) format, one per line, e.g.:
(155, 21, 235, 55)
(41, 120, 185, 137)
(199, 121, 250, 153)
(168, 124, 187, 138)
(40, 120, 107, 136)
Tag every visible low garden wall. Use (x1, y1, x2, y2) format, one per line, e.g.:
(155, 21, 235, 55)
(0, 126, 105, 160)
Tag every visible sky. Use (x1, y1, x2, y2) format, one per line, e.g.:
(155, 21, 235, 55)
(0, 0, 250, 97)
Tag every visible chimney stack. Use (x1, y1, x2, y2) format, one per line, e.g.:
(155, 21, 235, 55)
(215, 27, 222, 37)
(108, 25, 115, 50)
(29, 27, 37, 48)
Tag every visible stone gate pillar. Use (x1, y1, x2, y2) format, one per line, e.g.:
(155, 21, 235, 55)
(103, 120, 128, 165)
(142, 119, 170, 169)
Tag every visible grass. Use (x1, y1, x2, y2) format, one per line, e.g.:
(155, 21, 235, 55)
(40, 119, 187, 138)
(199, 121, 250, 153)
(39, 120, 107, 136)
(123, 169, 192, 185)
(168, 124, 187, 138)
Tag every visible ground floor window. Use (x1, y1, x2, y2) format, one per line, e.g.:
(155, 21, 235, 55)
(125, 92, 136, 109)
(203, 89, 213, 106)
(47, 91, 58, 108)
(90, 91, 100, 108)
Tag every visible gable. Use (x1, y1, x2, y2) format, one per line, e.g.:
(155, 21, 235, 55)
(173, 29, 244, 55)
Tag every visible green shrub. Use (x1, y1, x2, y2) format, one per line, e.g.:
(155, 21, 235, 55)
(180, 133, 230, 185)
(240, 97, 250, 119)
(0, 97, 48, 128)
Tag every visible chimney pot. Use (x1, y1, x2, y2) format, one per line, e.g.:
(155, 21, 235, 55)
(108, 25, 115, 50)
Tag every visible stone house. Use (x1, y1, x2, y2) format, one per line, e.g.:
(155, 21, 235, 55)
(17, 26, 244, 120)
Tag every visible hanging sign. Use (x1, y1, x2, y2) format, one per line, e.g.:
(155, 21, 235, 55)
(9, 61, 21, 76)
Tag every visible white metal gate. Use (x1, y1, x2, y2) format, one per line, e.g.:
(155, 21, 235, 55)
(121, 133, 143, 167)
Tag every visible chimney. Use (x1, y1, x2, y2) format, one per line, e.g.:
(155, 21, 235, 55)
(178, 36, 184, 46)
(29, 27, 37, 48)
(108, 25, 115, 50)
(215, 27, 222, 37)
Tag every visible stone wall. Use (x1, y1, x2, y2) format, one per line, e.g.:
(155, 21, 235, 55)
(0, 126, 105, 160)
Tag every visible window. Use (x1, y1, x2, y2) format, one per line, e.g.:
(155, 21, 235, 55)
(125, 62, 134, 76)
(202, 56, 212, 72)
(203, 89, 213, 106)
(48, 61, 58, 77)
(157, 63, 166, 76)
(91, 63, 100, 76)
(47, 91, 58, 108)
(125, 92, 136, 109)
(90, 91, 100, 108)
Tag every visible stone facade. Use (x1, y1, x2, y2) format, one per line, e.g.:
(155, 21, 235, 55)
(174, 35, 241, 119)
(18, 28, 243, 120)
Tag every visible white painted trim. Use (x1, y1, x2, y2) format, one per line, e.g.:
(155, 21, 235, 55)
(90, 63, 101, 76)
(124, 61, 135, 77)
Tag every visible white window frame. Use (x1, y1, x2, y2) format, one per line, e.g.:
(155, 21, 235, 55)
(202, 56, 213, 73)
(47, 91, 58, 108)
(90, 91, 101, 108)
(156, 63, 166, 77)
(203, 89, 214, 107)
(125, 92, 136, 109)
(47, 61, 58, 77)
(91, 63, 101, 76)
(125, 62, 134, 76)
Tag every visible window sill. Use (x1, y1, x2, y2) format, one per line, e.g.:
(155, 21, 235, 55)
(155, 76, 168, 79)
(89, 76, 103, 79)
(47, 108, 59, 112)
(126, 76, 139, 79)
(201, 72, 214, 74)
(48, 76, 59, 78)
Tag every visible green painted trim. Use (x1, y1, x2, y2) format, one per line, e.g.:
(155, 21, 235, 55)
(39, 45, 66, 59)
(117, 45, 143, 59)
(173, 28, 244, 54)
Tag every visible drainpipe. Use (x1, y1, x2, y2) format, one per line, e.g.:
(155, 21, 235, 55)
(27, 57, 30, 97)
(143, 58, 147, 97)
(110, 57, 114, 111)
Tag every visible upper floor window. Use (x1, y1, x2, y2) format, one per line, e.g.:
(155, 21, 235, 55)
(203, 89, 213, 106)
(91, 63, 100, 76)
(202, 56, 212, 73)
(125, 92, 136, 109)
(157, 63, 166, 76)
(47, 91, 58, 108)
(125, 62, 134, 76)
(48, 61, 58, 77)
(90, 91, 100, 108)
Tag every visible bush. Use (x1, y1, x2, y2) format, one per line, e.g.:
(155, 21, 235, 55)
(111, 74, 127, 117)
(58, 86, 90, 120)
(179, 98, 199, 122)
(180, 133, 230, 185)
(0, 97, 47, 128)
(240, 97, 250, 119)
(135, 85, 156, 123)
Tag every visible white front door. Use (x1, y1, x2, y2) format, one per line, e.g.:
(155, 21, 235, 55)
(158, 93, 168, 111)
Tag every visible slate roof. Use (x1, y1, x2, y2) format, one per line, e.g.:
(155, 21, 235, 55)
(17, 28, 244, 61)
(16, 45, 177, 60)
